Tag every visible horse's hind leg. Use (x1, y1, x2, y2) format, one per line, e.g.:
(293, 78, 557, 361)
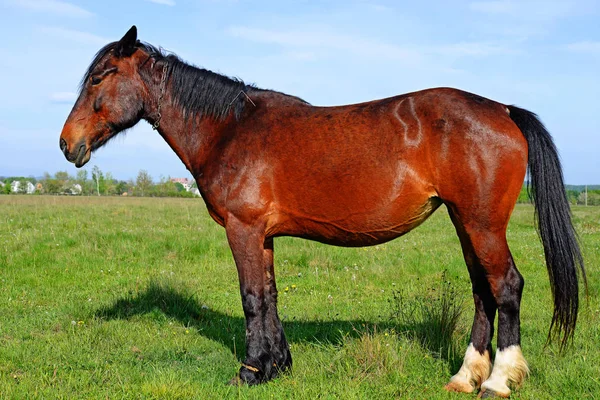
(479, 248, 529, 398)
(445, 207, 528, 397)
(444, 209, 494, 393)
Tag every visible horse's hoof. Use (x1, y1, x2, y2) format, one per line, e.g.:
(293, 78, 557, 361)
(227, 363, 265, 386)
(227, 371, 262, 386)
(227, 367, 263, 386)
(227, 375, 243, 386)
(444, 380, 475, 393)
(228, 360, 290, 386)
(239, 366, 263, 385)
(478, 389, 510, 398)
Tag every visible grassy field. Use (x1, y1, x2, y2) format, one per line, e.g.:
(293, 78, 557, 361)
(0, 196, 598, 399)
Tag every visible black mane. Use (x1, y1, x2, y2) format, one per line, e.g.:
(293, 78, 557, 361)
(80, 41, 308, 122)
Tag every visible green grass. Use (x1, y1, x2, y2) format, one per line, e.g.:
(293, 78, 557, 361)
(0, 196, 598, 399)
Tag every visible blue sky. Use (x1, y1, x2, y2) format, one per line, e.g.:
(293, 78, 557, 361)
(0, 0, 598, 183)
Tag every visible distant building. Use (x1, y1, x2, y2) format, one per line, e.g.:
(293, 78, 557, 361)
(70, 184, 82, 195)
(170, 177, 193, 191)
(11, 181, 36, 194)
(190, 188, 201, 197)
(25, 181, 36, 194)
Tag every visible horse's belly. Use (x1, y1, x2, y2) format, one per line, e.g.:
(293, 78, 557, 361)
(271, 196, 442, 247)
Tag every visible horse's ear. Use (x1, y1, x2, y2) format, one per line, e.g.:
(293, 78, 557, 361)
(115, 25, 138, 57)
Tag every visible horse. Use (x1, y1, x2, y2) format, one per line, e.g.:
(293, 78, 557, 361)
(59, 26, 585, 397)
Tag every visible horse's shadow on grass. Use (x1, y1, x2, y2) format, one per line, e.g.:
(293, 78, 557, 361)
(94, 281, 464, 371)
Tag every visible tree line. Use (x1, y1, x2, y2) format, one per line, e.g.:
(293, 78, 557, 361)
(2, 173, 599, 204)
(0, 166, 198, 198)
(516, 186, 600, 206)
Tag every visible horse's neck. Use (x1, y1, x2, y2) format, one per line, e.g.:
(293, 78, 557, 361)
(152, 102, 232, 177)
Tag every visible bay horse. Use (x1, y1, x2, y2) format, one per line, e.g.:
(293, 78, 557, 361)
(59, 26, 585, 397)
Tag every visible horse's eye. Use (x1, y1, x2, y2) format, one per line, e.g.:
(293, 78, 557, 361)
(90, 76, 102, 86)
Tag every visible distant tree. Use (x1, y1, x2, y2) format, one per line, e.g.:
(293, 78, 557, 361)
(76, 169, 90, 195)
(99, 175, 107, 195)
(136, 170, 153, 197)
(91, 165, 102, 196)
(152, 176, 170, 197)
(4, 177, 27, 184)
(174, 182, 185, 192)
(104, 172, 116, 196)
(591, 191, 600, 206)
(54, 171, 70, 181)
(127, 179, 135, 195)
(76, 169, 87, 184)
(54, 171, 72, 193)
(42, 172, 61, 194)
(566, 190, 580, 205)
(115, 180, 128, 195)
(1, 182, 10, 195)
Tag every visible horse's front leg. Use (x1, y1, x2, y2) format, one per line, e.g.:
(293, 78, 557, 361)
(226, 216, 292, 385)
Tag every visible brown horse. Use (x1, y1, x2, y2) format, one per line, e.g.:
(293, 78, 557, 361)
(60, 26, 585, 397)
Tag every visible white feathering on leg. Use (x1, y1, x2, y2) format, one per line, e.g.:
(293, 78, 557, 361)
(445, 343, 492, 393)
(480, 345, 529, 397)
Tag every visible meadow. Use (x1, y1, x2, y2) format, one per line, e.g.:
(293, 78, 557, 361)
(0, 196, 598, 399)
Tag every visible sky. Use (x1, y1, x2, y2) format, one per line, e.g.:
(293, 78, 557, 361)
(0, 0, 598, 184)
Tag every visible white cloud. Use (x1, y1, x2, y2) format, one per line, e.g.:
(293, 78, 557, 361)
(145, 0, 176, 5)
(565, 41, 600, 54)
(228, 26, 516, 62)
(37, 26, 110, 46)
(9, 0, 93, 18)
(228, 26, 423, 64)
(50, 92, 77, 103)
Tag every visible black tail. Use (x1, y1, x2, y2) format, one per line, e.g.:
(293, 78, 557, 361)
(507, 105, 586, 348)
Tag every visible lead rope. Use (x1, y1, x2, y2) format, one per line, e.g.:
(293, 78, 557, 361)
(152, 62, 169, 130)
(240, 363, 260, 373)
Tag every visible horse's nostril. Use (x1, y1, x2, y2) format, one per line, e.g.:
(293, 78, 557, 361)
(60, 138, 68, 154)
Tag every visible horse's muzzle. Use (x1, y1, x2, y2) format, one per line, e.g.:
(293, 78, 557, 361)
(60, 138, 91, 168)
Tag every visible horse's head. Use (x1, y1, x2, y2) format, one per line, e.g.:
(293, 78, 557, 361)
(60, 26, 151, 167)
